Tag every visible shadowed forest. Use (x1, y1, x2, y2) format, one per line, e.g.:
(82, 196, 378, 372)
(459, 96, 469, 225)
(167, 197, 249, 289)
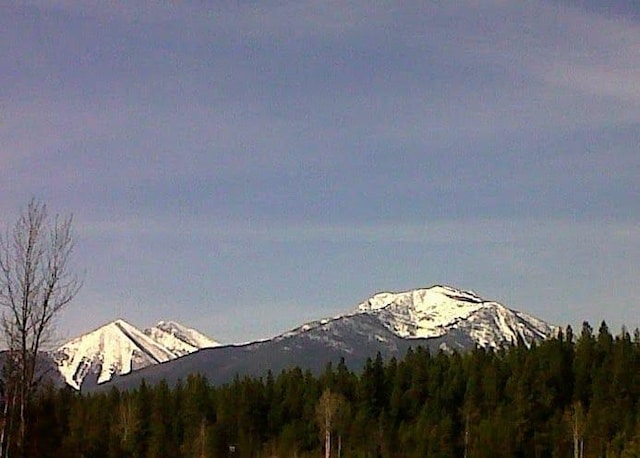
(15, 322, 640, 457)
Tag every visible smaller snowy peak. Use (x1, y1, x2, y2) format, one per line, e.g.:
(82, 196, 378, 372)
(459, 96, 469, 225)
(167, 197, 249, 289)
(54, 319, 177, 390)
(143, 320, 220, 356)
(54, 319, 220, 390)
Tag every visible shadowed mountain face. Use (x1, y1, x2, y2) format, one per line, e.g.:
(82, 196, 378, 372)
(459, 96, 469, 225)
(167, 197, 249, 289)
(97, 314, 454, 390)
(95, 285, 555, 391)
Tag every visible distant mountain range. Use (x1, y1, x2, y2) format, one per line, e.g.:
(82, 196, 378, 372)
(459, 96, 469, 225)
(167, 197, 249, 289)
(51, 285, 557, 391)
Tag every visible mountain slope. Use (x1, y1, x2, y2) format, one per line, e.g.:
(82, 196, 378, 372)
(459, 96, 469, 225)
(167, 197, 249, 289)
(98, 285, 557, 391)
(101, 314, 434, 390)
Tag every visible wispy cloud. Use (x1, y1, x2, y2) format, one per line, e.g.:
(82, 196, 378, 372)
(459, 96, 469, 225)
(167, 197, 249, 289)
(78, 216, 639, 246)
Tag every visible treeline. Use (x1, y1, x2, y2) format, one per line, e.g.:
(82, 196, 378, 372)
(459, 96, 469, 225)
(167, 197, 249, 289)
(19, 322, 640, 457)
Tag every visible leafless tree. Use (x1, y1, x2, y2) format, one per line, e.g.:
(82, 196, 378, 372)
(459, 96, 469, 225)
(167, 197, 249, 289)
(0, 199, 82, 457)
(570, 402, 585, 458)
(316, 389, 346, 458)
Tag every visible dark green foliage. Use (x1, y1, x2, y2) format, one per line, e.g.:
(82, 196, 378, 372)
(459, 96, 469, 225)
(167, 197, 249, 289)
(19, 323, 640, 457)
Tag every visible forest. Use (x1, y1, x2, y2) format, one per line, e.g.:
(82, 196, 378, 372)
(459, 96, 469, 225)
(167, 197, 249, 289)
(13, 321, 640, 457)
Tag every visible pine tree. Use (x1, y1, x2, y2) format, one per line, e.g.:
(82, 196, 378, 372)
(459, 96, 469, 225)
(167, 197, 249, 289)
(147, 380, 176, 458)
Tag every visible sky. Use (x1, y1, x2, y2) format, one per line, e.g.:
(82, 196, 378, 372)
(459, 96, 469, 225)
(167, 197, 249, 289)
(1, 0, 639, 344)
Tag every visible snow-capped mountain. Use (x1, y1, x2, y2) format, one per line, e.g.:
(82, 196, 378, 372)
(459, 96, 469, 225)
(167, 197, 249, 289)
(53, 319, 218, 390)
(276, 285, 556, 351)
(356, 285, 556, 348)
(99, 285, 557, 391)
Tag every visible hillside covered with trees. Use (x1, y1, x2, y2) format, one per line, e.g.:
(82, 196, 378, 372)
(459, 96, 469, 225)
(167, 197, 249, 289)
(14, 322, 640, 457)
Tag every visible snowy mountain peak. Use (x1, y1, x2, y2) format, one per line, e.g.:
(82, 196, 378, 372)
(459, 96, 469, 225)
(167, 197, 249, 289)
(358, 285, 484, 312)
(356, 284, 556, 348)
(53, 319, 218, 390)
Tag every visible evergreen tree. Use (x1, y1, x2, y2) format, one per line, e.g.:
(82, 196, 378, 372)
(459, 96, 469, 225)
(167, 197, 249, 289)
(22, 320, 640, 457)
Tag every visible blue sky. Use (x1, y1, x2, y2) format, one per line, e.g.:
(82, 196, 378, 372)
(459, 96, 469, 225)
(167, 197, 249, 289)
(2, 0, 639, 343)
